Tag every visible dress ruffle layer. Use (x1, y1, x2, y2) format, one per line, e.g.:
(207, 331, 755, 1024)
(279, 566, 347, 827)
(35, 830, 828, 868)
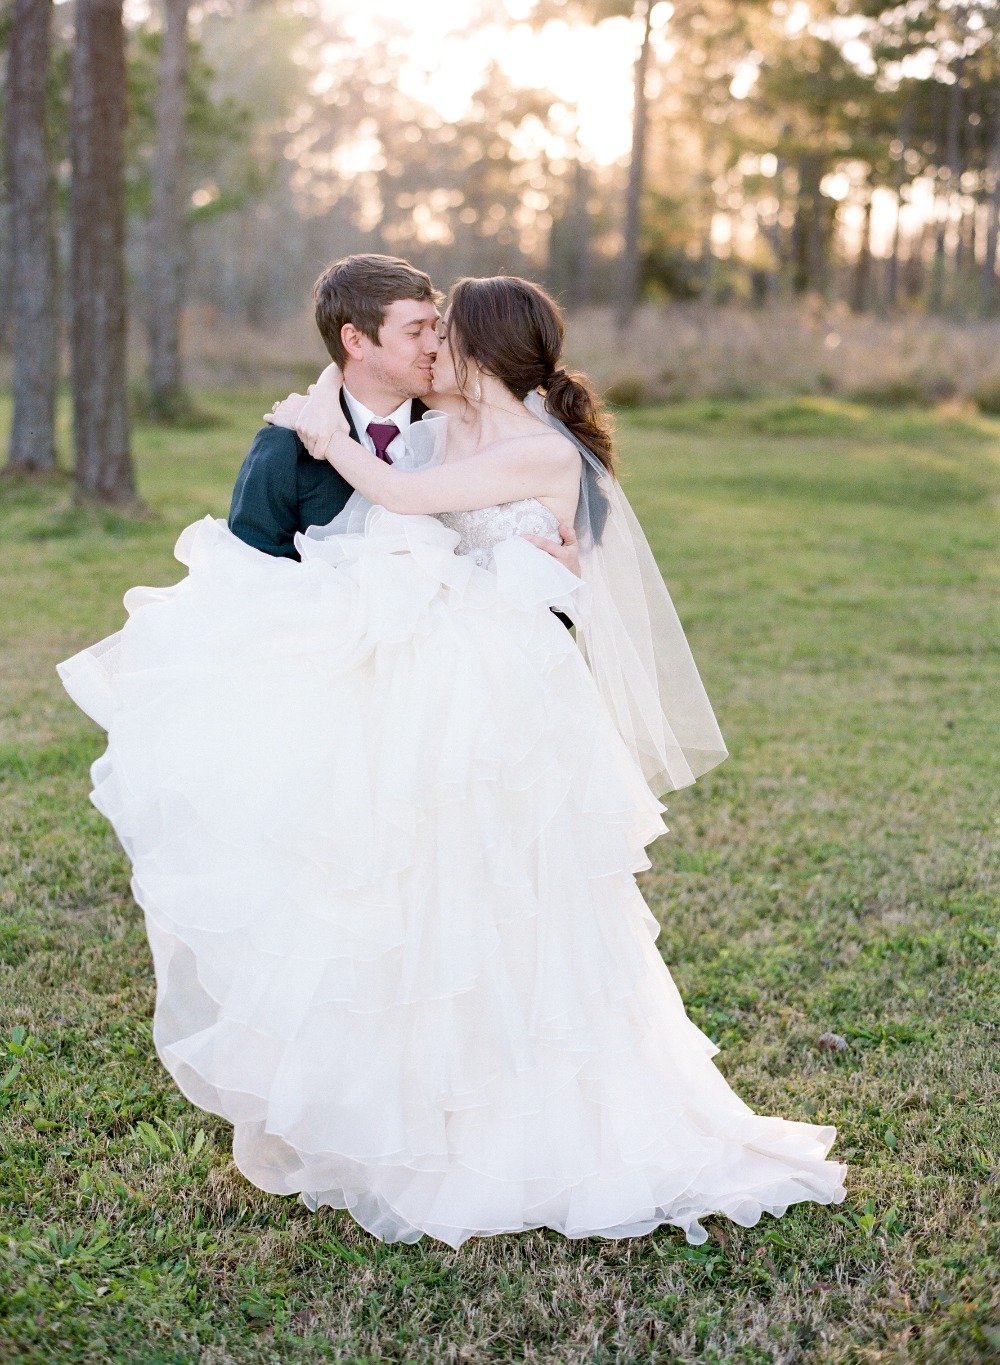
(57, 511, 846, 1248)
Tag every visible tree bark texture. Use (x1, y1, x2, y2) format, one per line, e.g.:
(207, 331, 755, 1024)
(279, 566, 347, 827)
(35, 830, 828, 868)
(980, 90, 1000, 315)
(70, 0, 136, 503)
(617, 0, 653, 328)
(5, 0, 59, 474)
(147, 0, 190, 413)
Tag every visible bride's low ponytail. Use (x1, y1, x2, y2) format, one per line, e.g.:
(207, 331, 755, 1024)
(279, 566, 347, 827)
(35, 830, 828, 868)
(544, 367, 615, 477)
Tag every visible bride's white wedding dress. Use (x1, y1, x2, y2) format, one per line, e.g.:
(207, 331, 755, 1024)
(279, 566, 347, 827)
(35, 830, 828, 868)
(56, 421, 847, 1250)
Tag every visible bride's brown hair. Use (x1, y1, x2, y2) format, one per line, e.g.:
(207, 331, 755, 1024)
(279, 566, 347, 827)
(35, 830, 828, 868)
(446, 276, 615, 475)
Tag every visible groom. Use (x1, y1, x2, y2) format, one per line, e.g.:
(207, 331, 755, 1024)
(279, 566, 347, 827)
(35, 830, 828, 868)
(228, 252, 579, 577)
(228, 254, 440, 558)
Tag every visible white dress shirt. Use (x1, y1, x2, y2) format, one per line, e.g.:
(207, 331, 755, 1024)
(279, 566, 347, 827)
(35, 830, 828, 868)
(342, 388, 414, 465)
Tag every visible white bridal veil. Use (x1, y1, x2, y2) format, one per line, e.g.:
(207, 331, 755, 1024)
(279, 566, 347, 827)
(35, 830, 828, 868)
(523, 390, 728, 796)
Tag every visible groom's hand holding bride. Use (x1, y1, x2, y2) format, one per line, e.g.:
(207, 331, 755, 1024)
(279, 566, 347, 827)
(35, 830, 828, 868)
(522, 520, 579, 576)
(265, 366, 582, 578)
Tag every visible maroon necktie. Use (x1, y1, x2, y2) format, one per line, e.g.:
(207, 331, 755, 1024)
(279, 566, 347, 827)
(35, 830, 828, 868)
(366, 421, 400, 464)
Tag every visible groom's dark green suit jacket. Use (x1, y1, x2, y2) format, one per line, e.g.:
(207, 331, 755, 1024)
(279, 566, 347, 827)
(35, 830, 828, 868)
(227, 391, 430, 559)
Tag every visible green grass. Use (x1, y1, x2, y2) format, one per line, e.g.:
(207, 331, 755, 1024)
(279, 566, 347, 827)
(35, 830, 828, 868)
(1, 392, 998, 1362)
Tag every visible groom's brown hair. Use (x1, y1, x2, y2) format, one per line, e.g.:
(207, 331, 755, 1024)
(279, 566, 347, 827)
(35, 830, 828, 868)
(313, 253, 439, 366)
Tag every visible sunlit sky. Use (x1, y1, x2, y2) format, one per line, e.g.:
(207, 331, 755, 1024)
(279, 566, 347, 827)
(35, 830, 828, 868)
(127, 0, 942, 253)
(321, 0, 673, 166)
(317, 0, 915, 252)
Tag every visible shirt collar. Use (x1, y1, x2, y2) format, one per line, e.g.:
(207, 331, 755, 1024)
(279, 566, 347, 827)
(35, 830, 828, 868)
(342, 386, 413, 437)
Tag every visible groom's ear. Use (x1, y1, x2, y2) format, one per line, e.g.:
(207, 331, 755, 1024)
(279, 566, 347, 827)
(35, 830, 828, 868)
(341, 322, 370, 363)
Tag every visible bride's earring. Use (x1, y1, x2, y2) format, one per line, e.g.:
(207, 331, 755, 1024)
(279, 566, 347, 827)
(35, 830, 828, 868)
(473, 367, 482, 403)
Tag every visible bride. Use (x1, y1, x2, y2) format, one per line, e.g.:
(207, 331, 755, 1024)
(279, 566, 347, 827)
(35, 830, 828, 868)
(57, 274, 847, 1249)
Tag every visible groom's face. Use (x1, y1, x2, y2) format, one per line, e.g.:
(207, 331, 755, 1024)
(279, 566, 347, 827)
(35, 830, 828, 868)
(346, 298, 440, 399)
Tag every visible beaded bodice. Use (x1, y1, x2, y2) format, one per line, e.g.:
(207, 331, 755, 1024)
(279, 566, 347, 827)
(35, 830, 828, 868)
(435, 499, 561, 569)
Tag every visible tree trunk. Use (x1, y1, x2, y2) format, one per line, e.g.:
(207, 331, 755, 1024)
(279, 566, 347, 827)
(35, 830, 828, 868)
(147, 0, 190, 417)
(70, 0, 137, 505)
(930, 178, 948, 314)
(932, 62, 964, 315)
(909, 219, 932, 302)
(850, 187, 873, 313)
(806, 155, 828, 298)
(927, 76, 947, 314)
(980, 90, 1000, 316)
(949, 67, 968, 317)
(698, 157, 715, 307)
(762, 153, 786, 303)
(565, 156, 593, 311)
(886, 97, 913, 312)
(957, 197, 976, 314)
(792, 152, 825, 295)
(887, 189, 903, 311)
(791, 157, 808, 293)
(5, 0, 59, 474)
(616, 0, 653, 329)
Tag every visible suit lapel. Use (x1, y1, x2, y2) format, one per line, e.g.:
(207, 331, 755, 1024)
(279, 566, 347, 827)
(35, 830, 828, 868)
(339, 388, 362, 444)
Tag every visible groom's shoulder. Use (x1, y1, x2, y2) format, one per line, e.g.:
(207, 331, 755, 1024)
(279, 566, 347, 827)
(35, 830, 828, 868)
(245, 422, 308, 465)
(236, 423, 310, 487)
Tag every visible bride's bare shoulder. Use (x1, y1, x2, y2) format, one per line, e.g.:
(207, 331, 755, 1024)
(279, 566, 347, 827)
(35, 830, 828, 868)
(504, 428, 580, 467)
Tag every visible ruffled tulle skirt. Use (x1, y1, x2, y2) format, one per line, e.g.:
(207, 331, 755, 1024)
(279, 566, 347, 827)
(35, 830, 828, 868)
(57, 510, 847, 1248)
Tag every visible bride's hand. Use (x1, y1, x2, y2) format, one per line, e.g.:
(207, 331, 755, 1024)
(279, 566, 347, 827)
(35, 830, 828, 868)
(295, 362, 349, 461)
(264, 386, 312, 428)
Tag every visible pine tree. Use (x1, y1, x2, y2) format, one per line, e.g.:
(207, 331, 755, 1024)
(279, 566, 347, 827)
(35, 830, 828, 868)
(4, 0, 59, 475)
(70, 0, 138, 505)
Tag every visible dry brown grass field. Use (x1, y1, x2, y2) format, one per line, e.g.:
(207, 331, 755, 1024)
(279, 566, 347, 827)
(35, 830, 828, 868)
(138, 302, 1000, 416)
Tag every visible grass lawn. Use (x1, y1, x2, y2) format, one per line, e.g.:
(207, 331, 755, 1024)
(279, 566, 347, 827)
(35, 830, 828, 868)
(1, 392, 997, 1363)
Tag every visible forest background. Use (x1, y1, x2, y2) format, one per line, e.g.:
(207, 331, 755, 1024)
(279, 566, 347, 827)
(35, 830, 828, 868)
(7, 0, 1000, 497)
(0, 3, 997, 1361)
